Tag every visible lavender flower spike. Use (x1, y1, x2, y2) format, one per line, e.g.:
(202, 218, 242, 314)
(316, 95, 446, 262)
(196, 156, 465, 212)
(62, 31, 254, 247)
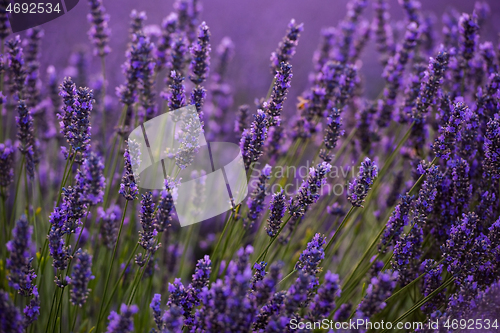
(347, 157, 378, 208)
(270, 19, 304, 73)
(484, 115, 500, 180)
(166, 70, 186, 113)
(23, 286, 40, 327)
(150, 294, 164, 331)
(156, 13, 178, 70)
(266, 190, 286, 237)
(138, 192, 160, 255)
(240, 110, 268, 171)
(356, 270, 398, 319)
(289, 162, 332, 216)
(189, 21, 211, 85)
(324, 107, 344, 150)
(58, 77, 77, 140)
(119, 139, 140, 201)
(16, 100, 36, 179)
(98, 205, 121, 249)
(295, 233, 326, 276)
(47, 207, 71, 271)
(154, 179, 175, 232)
(6, 35, 26, 99)
(0, 290, 24, 333)
(245, 164, 272, 228)
(69, 87, 93, 154)
(266, 61, 292, 126)
(378, 194, 414, 252)
(87, 0, 111, 57)
(68, 249, 94, 307)
(307, 270, 341, 321)
(0, 140, 15, 189)
(459, 12, 479, 63)
(6, 215, 36, 296)
(77, 151, 105, 205)
(106, 304, 138, 333)
(432, 102, 468, 160)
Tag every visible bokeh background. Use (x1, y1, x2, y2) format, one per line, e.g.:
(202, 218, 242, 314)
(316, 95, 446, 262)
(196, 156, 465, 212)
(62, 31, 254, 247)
(16, 0, 500, 141)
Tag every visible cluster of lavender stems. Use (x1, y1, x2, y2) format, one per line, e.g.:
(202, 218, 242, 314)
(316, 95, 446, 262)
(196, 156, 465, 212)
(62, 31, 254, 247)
(1, 0, 500, 332)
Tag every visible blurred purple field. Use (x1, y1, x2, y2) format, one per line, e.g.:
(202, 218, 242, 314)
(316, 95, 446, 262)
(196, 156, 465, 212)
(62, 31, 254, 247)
(36, 0, 500, 118)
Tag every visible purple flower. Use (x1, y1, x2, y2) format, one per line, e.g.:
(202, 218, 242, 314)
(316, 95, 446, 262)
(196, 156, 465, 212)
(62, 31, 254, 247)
(459, 12, 479, 63)
(170, 32, 189, 75)
(106, 304, 138, 333)
(6, 215, 36, 296)
(23, 286, 40, 327)
(24, 27, 43, 109)
(336, 64, 358, 109)
(138, 192, 159, 255)
(307, 271, 341, 321)
(87, 0, 111, 56)
(432, 102, 468, 160)
(189, 21, 211, 85)
(379, 194, 414, 252)
(324, 107, 344, 150)
(117, 33, 151, 107)
(246, 164, 271, 228)
(60, 183, 87, 234)
(356, 270, 398, 319)
(377, 22, 419, 127)
(373, 0, 394, 65)
(251, 262, 283, 307)
(295, 233, 326, 277)
(163, 304, 184, 332)
(16, 100, 36, 179)
(270, 19, 303, 73)
(266, 190, 286, 238)
(190, 255, 212, 294)
(0, 290, 23, 333)
(398, 0, 421, 24)
(0, 0, 11, 39)
(441, 212, 479, 281)
(480, 42, 498, 75)
(234, 104, 250, 135)
(334, 0, 368, 64)
(347, 157, 378, 208)
(129, 10, 146, 36)
(58, 77, 77, 140)
(156, 13, 178, 70)
(98, 205, 121, 249)
(77, 151, 105, 205)
(289, 162, 332, 216)
(6, 35, 26, 99)
(0, 140, 14, 188)
(334, 303, 352, 322)
(313, 27, 336, 72)
(253, 291, 286, 331)
(69, 87, 93, 154)
(135, 35, 157, 121)
(150, 294, 164, 331)
(240, 110, 268, 171)
(68, 249, 94, 307)
(412, 50, 450, 121)
(119, 140, 140, 201)
(483, 116, 500, 180)
(393, 224, 423, 286)
(165, 70, 186, 113)
(175, 109, 202, 170)
(420, 259, 444, 315)
(154, 179, 175, 232)
(266, 62, 292, 126)
(399, 63, 426, 123)
(47, 207, 71, 271)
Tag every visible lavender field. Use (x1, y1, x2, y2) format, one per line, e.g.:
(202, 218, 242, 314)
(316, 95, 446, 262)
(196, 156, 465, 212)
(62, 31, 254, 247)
(1, 0, 500, 332)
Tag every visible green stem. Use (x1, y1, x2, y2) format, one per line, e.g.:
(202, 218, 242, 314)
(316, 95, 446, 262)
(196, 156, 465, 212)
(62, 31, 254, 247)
(95, 200, 129, 333)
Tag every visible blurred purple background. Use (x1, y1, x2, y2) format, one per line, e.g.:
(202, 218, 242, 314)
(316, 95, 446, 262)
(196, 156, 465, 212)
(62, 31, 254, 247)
(14, 0, 500, 135)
